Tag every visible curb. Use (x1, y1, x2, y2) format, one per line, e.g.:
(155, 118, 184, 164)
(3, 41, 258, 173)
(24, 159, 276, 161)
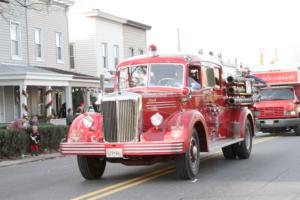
(0, 153, 64, 168)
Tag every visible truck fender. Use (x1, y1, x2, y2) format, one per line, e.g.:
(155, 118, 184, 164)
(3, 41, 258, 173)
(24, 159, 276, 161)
(67, 112, 103, 143)
(163, 109, 209, 151)
(230, 108, 255, 138)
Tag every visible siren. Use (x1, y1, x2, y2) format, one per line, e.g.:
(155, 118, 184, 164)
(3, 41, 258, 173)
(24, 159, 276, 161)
(148, 44, 158, 57)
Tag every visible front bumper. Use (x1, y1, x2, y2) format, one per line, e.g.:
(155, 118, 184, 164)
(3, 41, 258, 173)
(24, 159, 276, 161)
(60, 141, 184, 156)
(256, 117, 300, 130)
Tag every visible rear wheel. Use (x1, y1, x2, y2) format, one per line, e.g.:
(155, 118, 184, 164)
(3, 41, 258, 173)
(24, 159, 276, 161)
(176, 128, 200, 180)
(222, 144, 237, 159)
(77, 156, 106, 180)
(235, 120, 253, 159)
(294, 125, 300, 136)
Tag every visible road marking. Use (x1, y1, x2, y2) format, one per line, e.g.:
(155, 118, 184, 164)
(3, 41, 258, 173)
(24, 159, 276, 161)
(73, 136, 278, 200)
(88, 168, 176, 200)
(72, 165, 176, 200)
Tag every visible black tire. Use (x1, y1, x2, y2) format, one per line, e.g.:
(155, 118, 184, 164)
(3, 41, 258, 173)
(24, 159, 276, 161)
(294, 125, 300, 136)
(176, 128, 200, 180)
(77, 156, 106, 180)
(222, 144, 237, 159)
(235, 120, 253, 159)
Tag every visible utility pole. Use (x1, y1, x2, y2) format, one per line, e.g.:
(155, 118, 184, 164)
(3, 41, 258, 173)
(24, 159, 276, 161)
(177, 28, 181, 52)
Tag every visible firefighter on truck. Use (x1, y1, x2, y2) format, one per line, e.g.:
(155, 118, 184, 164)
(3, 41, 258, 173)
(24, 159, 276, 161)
(60, 45, 256, 180)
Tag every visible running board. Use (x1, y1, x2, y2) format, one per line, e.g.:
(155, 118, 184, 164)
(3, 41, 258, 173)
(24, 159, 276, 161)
(208, 138, 244, 152)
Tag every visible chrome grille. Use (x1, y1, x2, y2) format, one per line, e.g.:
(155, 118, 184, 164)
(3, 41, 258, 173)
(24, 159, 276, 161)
(101, 93, 141, 142)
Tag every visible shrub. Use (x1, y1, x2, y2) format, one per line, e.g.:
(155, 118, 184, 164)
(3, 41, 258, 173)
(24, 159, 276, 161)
(0, 125, 68, 159)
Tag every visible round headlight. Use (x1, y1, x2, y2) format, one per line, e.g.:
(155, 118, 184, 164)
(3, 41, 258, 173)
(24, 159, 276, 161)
(83, 116, 94, 128)
(150, 113, 163, 127)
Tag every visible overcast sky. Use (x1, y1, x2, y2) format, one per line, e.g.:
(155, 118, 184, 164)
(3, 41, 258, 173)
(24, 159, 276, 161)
(71, 0, 300, 67)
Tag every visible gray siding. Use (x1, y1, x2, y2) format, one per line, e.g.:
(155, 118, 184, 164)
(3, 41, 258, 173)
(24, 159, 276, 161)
(27, 5, 70, 70)
(0, 3, 28, 65)
(123, 25, 147, 58)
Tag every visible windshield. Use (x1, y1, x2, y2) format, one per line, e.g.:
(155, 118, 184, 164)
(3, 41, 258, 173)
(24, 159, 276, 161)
(118, 64, 184, 89)
(260, 88, 294, 101)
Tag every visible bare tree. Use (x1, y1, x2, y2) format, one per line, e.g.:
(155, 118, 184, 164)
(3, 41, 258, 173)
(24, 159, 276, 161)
(0, 0, 54, 20)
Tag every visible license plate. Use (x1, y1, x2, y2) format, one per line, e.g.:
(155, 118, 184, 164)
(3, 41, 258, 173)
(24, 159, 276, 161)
(265, 120, 273, 125)
(106, 148, 123, 158)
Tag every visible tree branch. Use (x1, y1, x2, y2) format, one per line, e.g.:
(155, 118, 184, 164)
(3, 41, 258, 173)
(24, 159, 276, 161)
(0, 0, 9, 4)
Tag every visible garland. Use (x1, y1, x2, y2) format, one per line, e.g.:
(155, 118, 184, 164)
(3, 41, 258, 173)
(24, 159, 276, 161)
(22, 89, 28, 98)
(22, 103, 29, 112)
(45, 100, 53, 110)
(45, 88, 53, 96)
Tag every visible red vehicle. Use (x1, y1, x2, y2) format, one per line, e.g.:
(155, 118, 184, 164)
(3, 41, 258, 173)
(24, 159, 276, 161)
(60, 46, 255, 180)
(253, 70, 300, 135)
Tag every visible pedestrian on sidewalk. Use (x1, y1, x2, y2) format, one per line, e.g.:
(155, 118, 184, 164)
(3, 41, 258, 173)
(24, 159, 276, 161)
(29, 125, 40, 156)
(66, 108, 73, 126)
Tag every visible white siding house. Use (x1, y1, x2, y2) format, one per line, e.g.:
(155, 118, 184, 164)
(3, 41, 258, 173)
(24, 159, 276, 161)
(69, 9, 151, 78)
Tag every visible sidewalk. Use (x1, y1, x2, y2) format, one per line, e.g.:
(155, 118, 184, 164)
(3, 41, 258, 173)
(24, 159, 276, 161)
(0, 153, 64, 168)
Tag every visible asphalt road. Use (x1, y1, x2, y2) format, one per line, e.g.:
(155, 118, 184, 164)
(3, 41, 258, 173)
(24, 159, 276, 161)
(1, 133, 300, 200)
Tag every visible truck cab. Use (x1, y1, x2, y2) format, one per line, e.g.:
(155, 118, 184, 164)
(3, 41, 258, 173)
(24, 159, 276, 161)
(254, 86, 300, 135)
(60, 45, 255, 180)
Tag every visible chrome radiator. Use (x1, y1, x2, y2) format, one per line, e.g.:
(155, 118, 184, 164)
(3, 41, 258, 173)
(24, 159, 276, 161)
(101, 92, 142, 142)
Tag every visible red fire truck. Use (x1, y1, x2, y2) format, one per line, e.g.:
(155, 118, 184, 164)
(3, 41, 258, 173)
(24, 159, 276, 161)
(252, 69, 300, 135)
(60, 45, 256, 180)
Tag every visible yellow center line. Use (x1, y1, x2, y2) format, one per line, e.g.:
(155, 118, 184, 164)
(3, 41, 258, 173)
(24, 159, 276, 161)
(72, 166, 175, 200)
(73, 136, 278, 200)
(87, 169, 176, 200)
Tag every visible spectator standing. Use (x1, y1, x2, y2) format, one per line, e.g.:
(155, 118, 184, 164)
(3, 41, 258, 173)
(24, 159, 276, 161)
(73, 106, 83, 120)
(29, 115, 39, 126)
(29, 125, 40, 156)
(66, 108, 73, 126)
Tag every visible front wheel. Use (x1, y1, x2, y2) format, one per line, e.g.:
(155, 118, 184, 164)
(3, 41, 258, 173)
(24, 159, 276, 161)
(77, 156, 106, 180)
(235, 120, 253, 159)
(176, 128, 200, 179)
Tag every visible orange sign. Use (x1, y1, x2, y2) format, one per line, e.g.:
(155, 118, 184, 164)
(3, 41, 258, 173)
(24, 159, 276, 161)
(253, 71, 299, 84)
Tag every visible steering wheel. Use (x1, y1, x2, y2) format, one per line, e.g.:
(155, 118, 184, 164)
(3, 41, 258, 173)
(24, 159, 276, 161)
(157, 78, 177, 86)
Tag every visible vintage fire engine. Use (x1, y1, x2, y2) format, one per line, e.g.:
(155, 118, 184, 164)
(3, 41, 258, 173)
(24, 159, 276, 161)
(60, 45, 256, 180)
(252, 69, 300, 135)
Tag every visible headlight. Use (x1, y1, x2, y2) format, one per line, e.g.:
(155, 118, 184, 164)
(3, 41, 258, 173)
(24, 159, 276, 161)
(286, 110, 296, 116)
(254, 111, 260, 117)
(83, 116, 94, 128)
(150, 113, 163, 127)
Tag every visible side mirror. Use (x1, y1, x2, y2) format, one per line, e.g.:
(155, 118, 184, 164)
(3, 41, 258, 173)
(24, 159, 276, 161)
(295, 101, 300, 105)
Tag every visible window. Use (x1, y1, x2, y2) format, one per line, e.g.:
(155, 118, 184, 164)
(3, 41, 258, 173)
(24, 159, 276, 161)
(10, 22, 21, 59)
(56, 32, 63, 62)
(201, 67, 215, 87)
(129, 47, 134, 57)
(214, 67, 221, 88)
(102, 43, 107, 68)
(138, 49, 144, 55)
(35, 28, 43, 61)
(69, 43, 75, 69)
(113, 45, 119, 67)
(119, 65, 147, 89)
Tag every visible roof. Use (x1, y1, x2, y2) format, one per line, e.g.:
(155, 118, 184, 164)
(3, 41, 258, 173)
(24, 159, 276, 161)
(118, 53, 222, 67)
(36, 67, 99, 80)
(86, 9, 151, 30)
(0, 64, 99, 80)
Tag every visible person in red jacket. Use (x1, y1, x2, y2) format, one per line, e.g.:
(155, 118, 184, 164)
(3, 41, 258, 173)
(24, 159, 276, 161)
(30, 125, 40, 156)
